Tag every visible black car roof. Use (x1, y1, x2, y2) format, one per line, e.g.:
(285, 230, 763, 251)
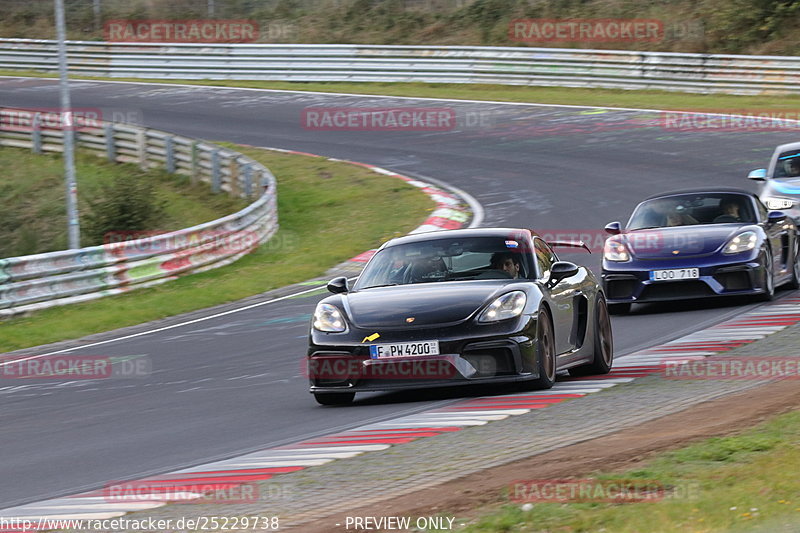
(643, 187, 756, 201)
(380, 227, 533, 249)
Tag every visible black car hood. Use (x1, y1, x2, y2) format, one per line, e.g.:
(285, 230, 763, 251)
(342, 281, 512, 328)
(623, 225, 747, 259)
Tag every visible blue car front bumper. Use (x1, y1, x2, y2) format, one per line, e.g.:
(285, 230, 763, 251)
(601, 255, 767, 304)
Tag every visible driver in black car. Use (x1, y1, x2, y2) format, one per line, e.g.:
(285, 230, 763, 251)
(490, 251, 521, 279)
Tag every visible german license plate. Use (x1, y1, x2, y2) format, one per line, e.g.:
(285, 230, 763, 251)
(650, 268, 700, 281)
(369, 340, 440, 359)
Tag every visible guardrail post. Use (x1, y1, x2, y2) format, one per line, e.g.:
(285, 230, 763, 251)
(165, 135, 175, 173)
(191, 141, 199, 185)
(31, 115, 42, 154)
(105, 123, 116, 162)
(211, 149, 221, 193)
(243, 164, 253, 197)
(137, 129, 147, 169)
(229, 158, 240, 197)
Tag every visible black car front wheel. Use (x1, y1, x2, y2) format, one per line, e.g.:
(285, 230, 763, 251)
(521, 307, 556, 390)
(314, 392, 355, 406)
(569, 295, 614, 377)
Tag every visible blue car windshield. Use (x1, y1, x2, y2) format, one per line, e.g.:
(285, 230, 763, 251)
(628, 193, 756, 230)
(775, 150, 800, 178)
(355, 236, 534, 289)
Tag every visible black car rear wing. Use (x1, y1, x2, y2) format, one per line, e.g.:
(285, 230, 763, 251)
(547, 240, 592, 254)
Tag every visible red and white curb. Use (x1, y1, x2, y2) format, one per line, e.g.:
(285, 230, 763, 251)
(3, 297, 798, 528)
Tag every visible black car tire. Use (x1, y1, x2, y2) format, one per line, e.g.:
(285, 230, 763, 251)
(521, 307, 556, 390)
(569, 295, 614, 377)
(608, 303, 631, 315)
(756, 249, 775, 302)
(314, 392, 355, 406)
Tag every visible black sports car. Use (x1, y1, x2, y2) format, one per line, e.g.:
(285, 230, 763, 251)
(602, 188, 800, 314)
(307, 228, 613, 405)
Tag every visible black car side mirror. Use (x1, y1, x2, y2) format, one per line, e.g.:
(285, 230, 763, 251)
(327, 276, 349, 294)
(604, 221, 622, 235)
(549, 261, 579, 285)
(767, 211, 787, 224)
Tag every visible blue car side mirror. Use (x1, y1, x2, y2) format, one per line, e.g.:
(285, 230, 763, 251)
(604, 221, 622, 235)
(748, 168, 767, 181)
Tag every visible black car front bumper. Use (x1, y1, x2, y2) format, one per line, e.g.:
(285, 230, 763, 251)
(307, 316, 540, 393)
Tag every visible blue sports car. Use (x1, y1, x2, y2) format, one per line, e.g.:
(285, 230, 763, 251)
(601, 188, 800, 314)
(747, 141, 800, 218)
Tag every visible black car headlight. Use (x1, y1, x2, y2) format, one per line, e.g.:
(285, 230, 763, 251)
(313, 303, 347, 332)
(478, 291, 527, 323)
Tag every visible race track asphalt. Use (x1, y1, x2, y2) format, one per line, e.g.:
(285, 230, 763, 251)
(1, 78, 797, 508)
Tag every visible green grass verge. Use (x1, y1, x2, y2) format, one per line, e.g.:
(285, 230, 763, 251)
(458, 409, 800, 532)
(0, 145, 433, 351)
(0, 146, 248, 257)
(4, 69, 800, 112)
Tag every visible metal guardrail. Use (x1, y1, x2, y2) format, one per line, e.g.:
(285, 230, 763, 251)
(0, 106, 278, 318)
(1, 39, 800, 94)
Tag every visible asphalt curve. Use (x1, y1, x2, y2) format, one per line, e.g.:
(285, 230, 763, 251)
(1, 78, 798, 508)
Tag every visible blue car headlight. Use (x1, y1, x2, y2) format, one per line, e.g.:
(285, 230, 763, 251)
(603, 237, 631, 262)
(313, 303, 347, 332)
(765, 197, 795, 210)
(478, 291, 527, 323)
(723, 231, 758, 255)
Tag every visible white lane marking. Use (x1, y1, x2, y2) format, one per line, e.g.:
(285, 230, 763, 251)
(433, 409, 531, 416)
(174, 459, 334, 472)
(362, 421, 488, 428)
(0, 283, 328, 366)
(279, 444, 392, 452)
(554, 381, 619, 388)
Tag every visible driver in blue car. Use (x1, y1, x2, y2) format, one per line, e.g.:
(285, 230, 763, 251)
(714, 198, 743, 223)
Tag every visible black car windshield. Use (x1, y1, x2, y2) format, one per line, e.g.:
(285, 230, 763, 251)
(628, 193, 756, 230)
(354, 236, 534, 289)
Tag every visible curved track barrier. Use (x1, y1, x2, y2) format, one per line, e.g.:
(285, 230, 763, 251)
(0, 107, 278, 318)
(1, 39, 800, 95)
